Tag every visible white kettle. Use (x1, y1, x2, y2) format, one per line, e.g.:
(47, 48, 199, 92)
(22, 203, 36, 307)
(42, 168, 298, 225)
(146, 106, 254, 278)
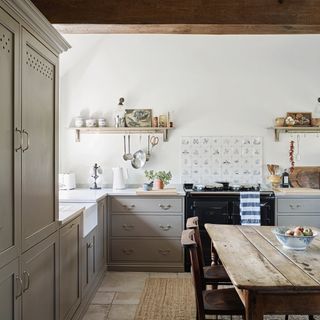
(112, 167, 128, 190)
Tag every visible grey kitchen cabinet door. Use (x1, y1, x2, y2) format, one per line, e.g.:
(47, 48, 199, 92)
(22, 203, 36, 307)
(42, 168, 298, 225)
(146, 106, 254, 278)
(0, 7, 21, 269)
(96, 198, 106, 272)
(0, 258, 21, 320)
(21, 28, 59, 252)
(60, 216, 82, 320)
(21, 232, 59, 320)
(82, 230, 96, 295)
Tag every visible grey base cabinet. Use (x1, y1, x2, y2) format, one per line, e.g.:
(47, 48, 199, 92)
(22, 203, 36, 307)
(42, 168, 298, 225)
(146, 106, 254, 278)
(0, 259, 20, 320)
(276, 197, 320, 227)
(21, 232, 59, 320)
(60, 216, 82, 320)
(108, 196, 184, 272)
(82, 198, 106, 297)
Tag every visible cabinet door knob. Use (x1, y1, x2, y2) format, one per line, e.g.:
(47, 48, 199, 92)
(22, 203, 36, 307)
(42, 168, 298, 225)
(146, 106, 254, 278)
(15, 276, 23, 299)
(158, 249, 171, 255)
(22, 271, 30, 292)
(87, 242, 93, 249)
(159, 225, 172, 231)
(22, 129, 30, 152)
(159, 204, 172, 210)
(122, 224, 135, 231)
(15, 128, 22, 152)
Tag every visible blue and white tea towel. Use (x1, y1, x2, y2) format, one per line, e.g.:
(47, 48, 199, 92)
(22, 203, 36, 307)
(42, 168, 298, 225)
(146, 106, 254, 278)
(240, 192, 261, 226)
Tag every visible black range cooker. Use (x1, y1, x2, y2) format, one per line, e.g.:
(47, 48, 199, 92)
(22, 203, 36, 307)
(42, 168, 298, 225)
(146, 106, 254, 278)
(184, 182, 275, 271)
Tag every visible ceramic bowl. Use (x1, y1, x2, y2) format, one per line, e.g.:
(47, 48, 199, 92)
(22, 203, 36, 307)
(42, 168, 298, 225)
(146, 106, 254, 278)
(272, 227, 318, 250)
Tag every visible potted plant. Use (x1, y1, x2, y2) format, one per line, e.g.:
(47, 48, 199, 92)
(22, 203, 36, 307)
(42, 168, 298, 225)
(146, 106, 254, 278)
(144, 170, 172, 190)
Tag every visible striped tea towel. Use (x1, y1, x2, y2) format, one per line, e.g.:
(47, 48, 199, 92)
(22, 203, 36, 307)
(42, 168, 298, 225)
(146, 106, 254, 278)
(240, 192, 261, 225)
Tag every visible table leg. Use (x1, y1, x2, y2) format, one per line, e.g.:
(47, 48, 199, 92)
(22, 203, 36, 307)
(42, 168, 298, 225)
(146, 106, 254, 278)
(244, 291, 264, 320)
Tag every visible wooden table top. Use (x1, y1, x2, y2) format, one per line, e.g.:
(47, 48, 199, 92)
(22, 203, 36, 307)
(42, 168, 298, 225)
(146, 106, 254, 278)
(204, 224, 320, 291)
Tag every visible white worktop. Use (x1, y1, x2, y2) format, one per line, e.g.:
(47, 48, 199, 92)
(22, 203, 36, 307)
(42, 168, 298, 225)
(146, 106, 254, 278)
(274, 188, 320, 199)
(59, 184, 185, 202)
(58, 203, 85, 225)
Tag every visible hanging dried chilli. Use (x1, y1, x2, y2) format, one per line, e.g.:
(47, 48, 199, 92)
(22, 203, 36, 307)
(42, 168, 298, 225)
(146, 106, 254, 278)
(289, 140, 295, 173)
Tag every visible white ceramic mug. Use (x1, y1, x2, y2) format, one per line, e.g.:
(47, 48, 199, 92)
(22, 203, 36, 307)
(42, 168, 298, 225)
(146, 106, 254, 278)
(75, 117, 84, 128)
(98, 118, 106, 127)
(85, 119, 98, 127)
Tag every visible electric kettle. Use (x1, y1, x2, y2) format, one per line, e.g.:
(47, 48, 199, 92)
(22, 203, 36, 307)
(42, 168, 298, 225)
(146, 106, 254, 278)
(112, 167, 128, 190)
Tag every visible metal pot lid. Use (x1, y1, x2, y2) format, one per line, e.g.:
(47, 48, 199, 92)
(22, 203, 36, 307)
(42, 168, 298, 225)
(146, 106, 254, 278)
(207, 183, 224, 188)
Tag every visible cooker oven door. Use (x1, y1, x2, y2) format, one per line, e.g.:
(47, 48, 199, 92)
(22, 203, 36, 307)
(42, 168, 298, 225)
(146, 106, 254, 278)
(190, 200, 230, 266)
(192, 200, 230, 228)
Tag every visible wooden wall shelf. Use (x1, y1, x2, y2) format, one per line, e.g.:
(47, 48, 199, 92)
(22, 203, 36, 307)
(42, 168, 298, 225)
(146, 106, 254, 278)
(271, 126, 320, 141)
(72, 127, 174, 142)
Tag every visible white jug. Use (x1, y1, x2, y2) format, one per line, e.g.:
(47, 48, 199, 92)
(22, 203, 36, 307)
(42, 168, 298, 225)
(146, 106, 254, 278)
(112, 167, 128, 190)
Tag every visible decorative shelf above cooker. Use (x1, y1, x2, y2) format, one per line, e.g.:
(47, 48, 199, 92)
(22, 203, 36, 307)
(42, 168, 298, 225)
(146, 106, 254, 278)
(270, 126, 320, 142)
(71, 127, 174, 142)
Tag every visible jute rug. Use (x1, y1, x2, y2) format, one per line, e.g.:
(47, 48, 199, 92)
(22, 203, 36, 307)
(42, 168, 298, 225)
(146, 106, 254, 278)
(134, 278, 319, 320)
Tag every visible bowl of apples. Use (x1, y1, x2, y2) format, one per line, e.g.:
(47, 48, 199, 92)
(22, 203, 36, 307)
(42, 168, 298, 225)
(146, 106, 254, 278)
(272, 226, 318, 250)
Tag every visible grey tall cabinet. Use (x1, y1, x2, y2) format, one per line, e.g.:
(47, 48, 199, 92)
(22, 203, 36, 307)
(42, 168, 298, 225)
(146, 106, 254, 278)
(0, 1, 69, 320)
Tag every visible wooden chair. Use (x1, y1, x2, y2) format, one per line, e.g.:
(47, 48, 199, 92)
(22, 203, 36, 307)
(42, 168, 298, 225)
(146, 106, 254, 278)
(186, 216, 232, 288)
(181, 229, 245, 320)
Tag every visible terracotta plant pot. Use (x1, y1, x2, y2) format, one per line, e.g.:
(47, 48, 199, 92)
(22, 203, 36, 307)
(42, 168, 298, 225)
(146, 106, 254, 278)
(154, 179, 164, 189)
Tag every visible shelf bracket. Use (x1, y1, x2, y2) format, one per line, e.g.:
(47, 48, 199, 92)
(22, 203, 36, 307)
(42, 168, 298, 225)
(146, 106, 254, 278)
(274, 128, 280, 142)
(75, 129, 80, 142)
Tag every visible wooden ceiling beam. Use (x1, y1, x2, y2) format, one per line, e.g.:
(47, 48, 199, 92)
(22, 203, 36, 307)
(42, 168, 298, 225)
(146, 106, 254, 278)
(32, 0, 320, 25)
(54, 23, 320, 35)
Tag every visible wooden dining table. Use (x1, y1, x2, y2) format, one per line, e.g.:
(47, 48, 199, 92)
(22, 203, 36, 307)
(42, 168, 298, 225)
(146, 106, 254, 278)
(204, 224, 320, 320)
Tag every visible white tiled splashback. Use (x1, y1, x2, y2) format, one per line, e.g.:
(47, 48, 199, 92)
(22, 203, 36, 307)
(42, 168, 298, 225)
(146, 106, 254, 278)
(181, 136, 263, 185)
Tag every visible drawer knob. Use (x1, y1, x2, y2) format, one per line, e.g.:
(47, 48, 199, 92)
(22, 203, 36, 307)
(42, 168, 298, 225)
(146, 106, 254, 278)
(159, 204, 172, 210)
(289, 204, 301, 209)
(87, 242, 94, 249)
(69, 223, 75, 229)
(158, 249, 171, 255)
(122, 224, 135, 231)
(122, 204, 135, 210)
(159, 225, 172, 231)
(122, 249, 134, 255)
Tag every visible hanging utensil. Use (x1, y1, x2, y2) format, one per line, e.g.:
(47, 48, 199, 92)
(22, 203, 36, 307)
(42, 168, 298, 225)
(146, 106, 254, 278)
(122, 135, 128, 161)
(146, 135, 151, 161)
(131, 135, 147, 169)
(150, 136, 159, 152)
(126, 135, 133, 160)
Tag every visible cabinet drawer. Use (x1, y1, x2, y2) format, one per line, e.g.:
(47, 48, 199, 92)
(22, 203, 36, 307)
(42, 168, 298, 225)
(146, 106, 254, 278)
(111, 197, 183, 213)
(277, 199, 320, 213)
(112, 214, 182, 237)
(111, 239, 183, 263)
(278, 215, 320, 227)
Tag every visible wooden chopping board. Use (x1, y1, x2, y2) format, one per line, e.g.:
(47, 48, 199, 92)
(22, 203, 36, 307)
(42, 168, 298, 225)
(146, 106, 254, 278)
(135, 188, 178, 195)
(289, 166, 320, 189)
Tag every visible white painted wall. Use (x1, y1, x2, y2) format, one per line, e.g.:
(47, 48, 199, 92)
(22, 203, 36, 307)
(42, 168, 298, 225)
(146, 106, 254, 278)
(59, 34, 320, 186)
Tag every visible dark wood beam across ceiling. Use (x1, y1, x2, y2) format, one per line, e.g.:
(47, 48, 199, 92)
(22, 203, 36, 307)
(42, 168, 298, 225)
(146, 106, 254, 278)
(31, 0, 320, 34)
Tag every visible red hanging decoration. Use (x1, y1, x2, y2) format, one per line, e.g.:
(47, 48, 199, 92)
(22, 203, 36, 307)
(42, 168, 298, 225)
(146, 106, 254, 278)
(289, 140, 295, 173)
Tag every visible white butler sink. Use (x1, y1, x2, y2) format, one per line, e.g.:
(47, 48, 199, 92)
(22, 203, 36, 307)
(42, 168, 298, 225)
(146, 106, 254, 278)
(59, 202, 98, 237)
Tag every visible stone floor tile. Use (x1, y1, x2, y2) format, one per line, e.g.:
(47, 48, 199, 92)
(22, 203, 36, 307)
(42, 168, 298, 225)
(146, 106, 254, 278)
(82, 305, 110, 320)
(98, 272, 148, 293)
(107, 304, 138, 320)
(149, 272, 178, 278)
(92, 291, 115, 305)
(113, 292, 141, 305)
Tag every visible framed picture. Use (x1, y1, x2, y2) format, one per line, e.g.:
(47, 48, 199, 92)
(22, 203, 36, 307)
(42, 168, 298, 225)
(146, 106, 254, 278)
(125, 109, 152, 127)
(285, 112, 312, 127)
(159, 115, 168, 127)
